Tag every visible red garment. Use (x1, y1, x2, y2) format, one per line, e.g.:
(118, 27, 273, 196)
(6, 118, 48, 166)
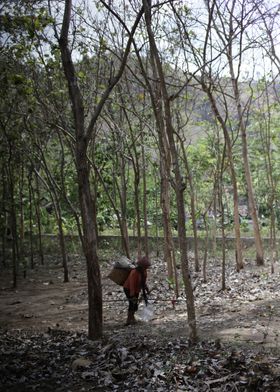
(123, 268, 147, 297)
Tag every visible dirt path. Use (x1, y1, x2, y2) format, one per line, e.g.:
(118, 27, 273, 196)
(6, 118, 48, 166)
(1, 254, 279, 353)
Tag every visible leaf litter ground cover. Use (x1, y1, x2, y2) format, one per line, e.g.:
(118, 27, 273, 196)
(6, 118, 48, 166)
(1, 329, 280, 391)
(0, 251, 280, 391)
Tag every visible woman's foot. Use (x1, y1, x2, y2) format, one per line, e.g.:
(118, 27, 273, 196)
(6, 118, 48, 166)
(125, 311, 137, 325)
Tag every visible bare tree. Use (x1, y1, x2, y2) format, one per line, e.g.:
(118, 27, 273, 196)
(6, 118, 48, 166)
(123, 13, 178, 286)
(210, 0, 264, 264)
(142, 0, 197, 342)
(56, 0, 144, 339)
(171, 2, 244, 271)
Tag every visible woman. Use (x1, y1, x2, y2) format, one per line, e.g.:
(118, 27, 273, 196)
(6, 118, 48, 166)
(123, 256, 151, 325)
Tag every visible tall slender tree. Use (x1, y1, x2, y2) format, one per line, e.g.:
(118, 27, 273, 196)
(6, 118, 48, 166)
(143, 0, 197, 342)
(57, 0, 144, 339)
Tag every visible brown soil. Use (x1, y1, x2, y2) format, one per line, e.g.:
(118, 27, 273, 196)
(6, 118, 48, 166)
(0, 253, 280, 353)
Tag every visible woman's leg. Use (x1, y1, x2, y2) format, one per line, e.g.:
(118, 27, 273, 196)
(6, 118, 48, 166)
(124, 288, 138, 324)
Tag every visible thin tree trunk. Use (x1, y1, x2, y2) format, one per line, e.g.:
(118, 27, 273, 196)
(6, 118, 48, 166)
(134, 169, 142, 258)
(34, 145, 70, 283)
(93, 158, 130, 258)
(1, 171, 7, 267)
(160, 170, 176, 279)
(11, 203, 18, 289)
(211, 194, 217, 254)
(201, 84, 244, 272)
(202, 214, 209, 283)
(131, 32, 176, 281)
(177, 0, 244, 272)
(141, 132, 149, 257)
(219, 146, 227, 291)
(154, 170, 160, 257)
(57, 203, 69, 283)
(118, 102, 142, 257)
(257, 79, 277, 271)
(58, 0, 143, 338)
(270, 208, 276, 274)
(59, 0, 102, 339)
(179, 139, 200, 272)
(224, 0, 264, 266)
(230, 77, 264, 265)
(28, 174, 34, 270)
(6, 165, 18, 288)
(119, 156, 130, 258)
(54, 131, 84, 248)
(143, 0, 197, 342)
(34, 174, 44, 265)
(220, 187, 226, 291)
(19, 163, 25, 276)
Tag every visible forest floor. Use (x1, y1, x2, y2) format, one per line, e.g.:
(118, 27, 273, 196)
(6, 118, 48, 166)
(0, 249, 280, 391)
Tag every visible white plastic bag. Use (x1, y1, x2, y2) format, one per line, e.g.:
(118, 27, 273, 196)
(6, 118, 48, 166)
(137, 304, 154, 322)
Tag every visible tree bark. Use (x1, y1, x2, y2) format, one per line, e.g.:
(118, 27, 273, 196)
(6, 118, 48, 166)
(58, 0, 143, 338)
(34, 174, 44, 265)
(143, 0, 197, 342)
(59, 0, 102, 339)
(130, 30, 176, 282)
(1, 171, 7, 267)
(119, 155, 131, 258)
(6, 165, 18, 288)
(229, 74, 264, 266)
(141, 130, 149, 257)
(28, 174, 34, 270)
(212, 0, 264, 265)
(180, 139, 200, 272)
(201, 82, 244, 272)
